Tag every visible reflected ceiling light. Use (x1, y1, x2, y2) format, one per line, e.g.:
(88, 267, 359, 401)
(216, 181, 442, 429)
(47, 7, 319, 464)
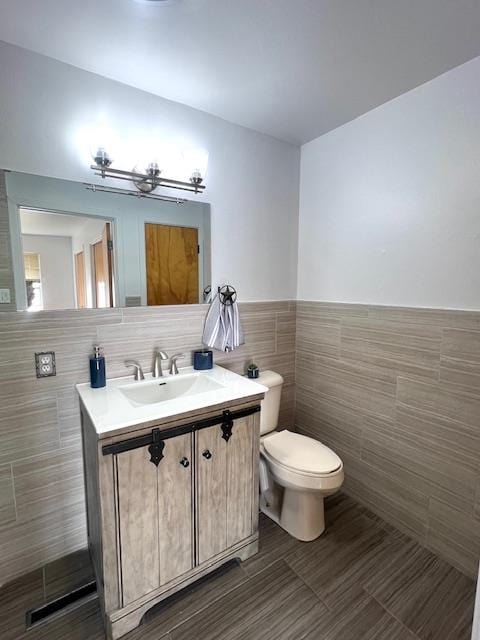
(90, 147, 207, 195)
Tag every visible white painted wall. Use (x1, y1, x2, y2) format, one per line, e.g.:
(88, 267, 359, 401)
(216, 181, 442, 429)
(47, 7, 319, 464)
(22, 234, 75, 310)
(0, 41, 299, 302)
(298, 56, 480, 310)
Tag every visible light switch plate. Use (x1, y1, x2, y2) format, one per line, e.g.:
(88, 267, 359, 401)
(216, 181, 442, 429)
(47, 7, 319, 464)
(0, 289, 11, 304)
(35, 352, 56, 378)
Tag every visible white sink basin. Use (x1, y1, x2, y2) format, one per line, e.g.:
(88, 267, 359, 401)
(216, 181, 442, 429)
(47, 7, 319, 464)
(119, 373, 226, 407)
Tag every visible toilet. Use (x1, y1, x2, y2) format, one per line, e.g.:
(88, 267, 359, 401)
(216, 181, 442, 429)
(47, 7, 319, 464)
(258, 370, 344, 541)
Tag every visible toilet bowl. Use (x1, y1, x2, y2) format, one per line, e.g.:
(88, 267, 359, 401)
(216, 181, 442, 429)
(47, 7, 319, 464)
(258, 371, 344, 541)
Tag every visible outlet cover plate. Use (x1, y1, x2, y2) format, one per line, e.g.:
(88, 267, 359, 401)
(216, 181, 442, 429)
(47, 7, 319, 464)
(35, 352, 56, 378)
(0, 289, 11, 304)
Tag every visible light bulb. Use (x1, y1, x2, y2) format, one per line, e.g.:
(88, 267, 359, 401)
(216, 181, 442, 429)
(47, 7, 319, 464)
(190, 170, 203, 186)
(92, 146, 113, 168)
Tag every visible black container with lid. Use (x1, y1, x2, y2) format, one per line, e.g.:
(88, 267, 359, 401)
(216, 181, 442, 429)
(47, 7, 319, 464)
(193, 349, 213, 370)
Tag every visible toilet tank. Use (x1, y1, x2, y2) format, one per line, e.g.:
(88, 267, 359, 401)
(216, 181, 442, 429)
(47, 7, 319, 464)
(258, 370, 284, 435)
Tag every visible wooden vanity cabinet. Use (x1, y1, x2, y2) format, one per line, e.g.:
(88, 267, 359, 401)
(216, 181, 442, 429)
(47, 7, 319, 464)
(116, 431, 194, 605)
(81, 398, 261, 640)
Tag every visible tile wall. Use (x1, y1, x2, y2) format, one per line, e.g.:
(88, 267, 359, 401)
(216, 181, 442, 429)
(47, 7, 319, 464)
(2, 296, 479, 584)
(295, 301, 480, 577)
(0, 301, 296, 585)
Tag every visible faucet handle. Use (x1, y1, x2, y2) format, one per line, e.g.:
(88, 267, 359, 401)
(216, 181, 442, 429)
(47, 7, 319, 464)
(169, 353, 185, 375)
(125, 359, 145, 381)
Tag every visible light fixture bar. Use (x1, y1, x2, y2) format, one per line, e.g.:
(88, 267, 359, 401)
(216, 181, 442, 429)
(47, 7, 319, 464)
(90, 165, 206, 194)
(84, 183, 187, 204)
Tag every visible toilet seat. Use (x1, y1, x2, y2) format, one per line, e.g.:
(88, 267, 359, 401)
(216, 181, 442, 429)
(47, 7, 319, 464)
(262, 430, 342, 477)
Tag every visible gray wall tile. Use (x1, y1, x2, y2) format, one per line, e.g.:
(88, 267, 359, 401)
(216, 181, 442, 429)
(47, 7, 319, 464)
(0, 300, 295, 585)
(295, 300, 480, 577)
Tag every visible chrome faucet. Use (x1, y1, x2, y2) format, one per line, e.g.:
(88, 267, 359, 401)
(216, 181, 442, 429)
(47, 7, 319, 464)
(125, 360, 145, 381)
(169, 353, 185, 375)
(153, 349, 169, 378)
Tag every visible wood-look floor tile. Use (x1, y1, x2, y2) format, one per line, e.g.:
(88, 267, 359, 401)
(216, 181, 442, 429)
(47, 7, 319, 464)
(241, 513, 303, 577)
(365, 541, 475, 640)
(126, 560, 249, 639)
(23, 598, 105, 640)
(170, 560, 328, 640)
(0, 568, 44, 640)
(44, 548, 94, 601)
(285, 507, 407, 611)
(0, 493, 475, 640)
(301, 591, 418, 640)
(426, 498, 480, 578)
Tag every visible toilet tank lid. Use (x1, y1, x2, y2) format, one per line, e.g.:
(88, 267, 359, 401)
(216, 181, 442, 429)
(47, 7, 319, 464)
(258, 370, 284, 388)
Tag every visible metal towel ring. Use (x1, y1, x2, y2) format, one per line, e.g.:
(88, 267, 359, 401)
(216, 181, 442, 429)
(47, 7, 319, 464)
(218, 285, 237, 306)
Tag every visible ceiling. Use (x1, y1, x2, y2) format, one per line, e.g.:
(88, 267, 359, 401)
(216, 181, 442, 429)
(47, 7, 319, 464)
(1, 0, 479, 144)
(20, 209, 106, 237)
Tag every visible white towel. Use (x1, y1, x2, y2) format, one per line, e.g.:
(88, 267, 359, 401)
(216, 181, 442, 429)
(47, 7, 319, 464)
(202, 294, 245, 352)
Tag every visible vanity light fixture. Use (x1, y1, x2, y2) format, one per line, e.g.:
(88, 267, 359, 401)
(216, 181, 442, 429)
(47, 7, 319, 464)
(90, 149, 206, 195)
(84, 183, 187, 204)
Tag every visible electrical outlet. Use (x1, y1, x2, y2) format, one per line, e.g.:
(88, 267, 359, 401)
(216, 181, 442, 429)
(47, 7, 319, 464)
(0, 289, 11, 304)
(35, 352, 56, 378)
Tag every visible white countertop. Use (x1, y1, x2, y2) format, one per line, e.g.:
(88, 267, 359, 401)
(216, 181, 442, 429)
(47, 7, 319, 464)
(76, 365, 267, 437)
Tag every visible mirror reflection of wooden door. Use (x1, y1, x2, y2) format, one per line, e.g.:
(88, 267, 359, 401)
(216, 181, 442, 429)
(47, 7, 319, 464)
(92, 223, 114, 308)
(145, 223, 199, 306)
(74, 251, 87, 309)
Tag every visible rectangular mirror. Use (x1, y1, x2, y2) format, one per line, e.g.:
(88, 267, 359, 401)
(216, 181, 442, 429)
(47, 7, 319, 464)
(5, 171, 211, 311)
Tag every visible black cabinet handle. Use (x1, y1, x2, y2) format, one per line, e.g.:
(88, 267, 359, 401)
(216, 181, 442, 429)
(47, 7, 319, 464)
(179, 457, 190, 468)
(202, 449, 212, 460)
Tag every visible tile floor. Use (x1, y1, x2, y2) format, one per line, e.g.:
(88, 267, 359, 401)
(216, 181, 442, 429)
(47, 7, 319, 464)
(0, 494, 475, 640)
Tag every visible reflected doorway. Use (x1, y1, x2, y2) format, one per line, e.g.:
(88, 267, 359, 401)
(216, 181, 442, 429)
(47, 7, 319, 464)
(19, 208, 115, 311)
(145, 223, 199, 305)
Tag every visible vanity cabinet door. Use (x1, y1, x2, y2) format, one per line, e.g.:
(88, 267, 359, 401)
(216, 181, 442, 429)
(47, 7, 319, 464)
(196, 415, 255, 565)
(117, 446, 160, 606)
(157, 433, 194, 585)
(196, 423, 227, 564)
(117, 432, 193, 605)
(226, 415, 254, 547)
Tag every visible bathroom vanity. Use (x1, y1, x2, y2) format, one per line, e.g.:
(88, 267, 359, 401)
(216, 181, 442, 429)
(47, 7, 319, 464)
(78, 366, 266, 640)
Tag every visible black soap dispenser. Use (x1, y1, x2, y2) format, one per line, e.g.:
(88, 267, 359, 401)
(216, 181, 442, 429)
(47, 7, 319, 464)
(90, 345, 106, 389)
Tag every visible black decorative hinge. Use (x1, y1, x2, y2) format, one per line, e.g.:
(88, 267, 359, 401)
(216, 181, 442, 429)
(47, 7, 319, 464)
(148, 429, 165, 466)
(221, 410, 234, 442)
